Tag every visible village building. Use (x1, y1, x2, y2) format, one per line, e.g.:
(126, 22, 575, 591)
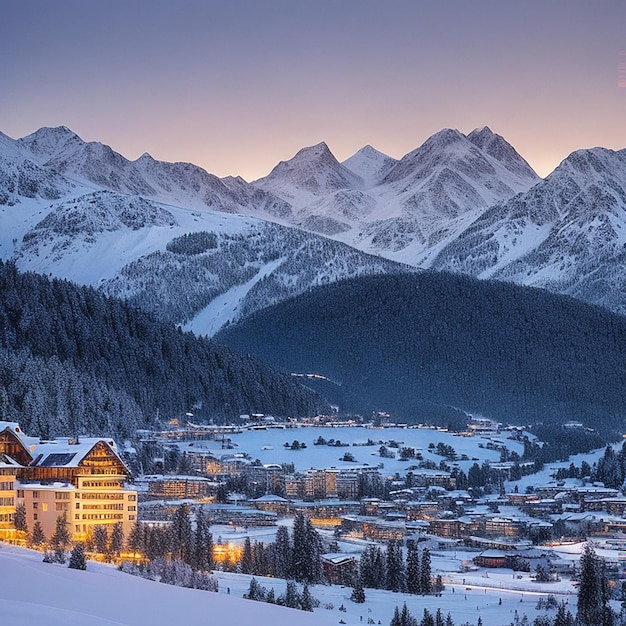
(321, 553, 358, 585)
(144, 475, 213, 499)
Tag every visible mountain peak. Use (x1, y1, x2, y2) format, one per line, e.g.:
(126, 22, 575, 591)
(426, 128, 466, 147)
(292, 141, 334, 161)
(255, 141, 363, 199)
(18, 125, 83, 161)
(135, 152, 155, 162)
(466, 126, 539, 182)
(342, 145, 397, 187)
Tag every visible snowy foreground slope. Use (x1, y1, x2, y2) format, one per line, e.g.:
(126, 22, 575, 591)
(0, 545, 335, 626)
(0, 541, 585, 626)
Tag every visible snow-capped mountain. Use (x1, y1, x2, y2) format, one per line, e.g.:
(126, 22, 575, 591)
(0, 130, 76, 207)
(6, 128, 414, 335)
(5, 122, 626, 325)
(251, 127, 541, 266)
(16, 126, 293, 218)
(431, 146, 626, 314)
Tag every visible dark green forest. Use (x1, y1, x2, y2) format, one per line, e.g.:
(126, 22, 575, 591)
(216, 271, 626, 435)
(0, 261, 327, 438)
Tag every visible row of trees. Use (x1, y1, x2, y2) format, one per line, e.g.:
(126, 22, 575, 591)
(239, 513, 323, 583)
(244, 578, 317, 611)
(359, 541, 442, 595)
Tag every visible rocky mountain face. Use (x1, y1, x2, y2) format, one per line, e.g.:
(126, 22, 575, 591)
(431, 147, 626, 314)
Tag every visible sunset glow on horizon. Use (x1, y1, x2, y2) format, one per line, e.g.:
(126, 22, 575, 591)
(2, 0, 625, 181)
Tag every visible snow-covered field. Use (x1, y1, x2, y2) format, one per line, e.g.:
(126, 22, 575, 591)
(0, 544, 335, 626)
(0, 543, 578, 626)
(176, 425, 526, 476)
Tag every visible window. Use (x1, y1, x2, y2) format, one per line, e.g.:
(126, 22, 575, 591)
(32, 502, 38, 510)
(127, 506, 136, 511)
(33, 514, 37, 520)
(75, 514, 80, 520)
(32, 491, 39, 499)
(42, 503, 48, 512)
(17, 490, 24, 498)
(76, 502, 80, 509)
(129, 515, 135, 521)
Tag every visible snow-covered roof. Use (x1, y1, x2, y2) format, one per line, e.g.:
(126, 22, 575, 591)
(252, 494, 289, 503)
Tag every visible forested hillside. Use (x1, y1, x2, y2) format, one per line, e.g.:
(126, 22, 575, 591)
(0, 262, 328, 438)
(216, 272, 626, 434)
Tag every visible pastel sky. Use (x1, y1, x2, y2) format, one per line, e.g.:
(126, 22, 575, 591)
(2, 0, 625, 180)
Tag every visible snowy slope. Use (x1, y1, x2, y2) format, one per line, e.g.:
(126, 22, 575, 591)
(101, 220, 414, 332)
(0, 545, 336, 626)
(431, 147, 626, 314)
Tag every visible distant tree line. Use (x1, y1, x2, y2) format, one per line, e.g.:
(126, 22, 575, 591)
(0, 260, 327, 438)
(216, 271, 626, 437)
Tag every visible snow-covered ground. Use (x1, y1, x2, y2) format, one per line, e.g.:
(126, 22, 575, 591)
(176, 425, 526, 476)
(0, 544, 335, 626)
(0, 543, 579, 626)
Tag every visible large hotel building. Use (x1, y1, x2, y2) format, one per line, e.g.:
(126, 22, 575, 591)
(0, 421, 136, 542)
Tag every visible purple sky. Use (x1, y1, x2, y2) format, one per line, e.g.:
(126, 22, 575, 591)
(2, 0, 625, 180)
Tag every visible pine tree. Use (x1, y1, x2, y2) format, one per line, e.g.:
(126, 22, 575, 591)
(291, 513, 321, 583)
(577, 543, 605, 626)
(272, 525, 291, 579)
(390, 606, 402, 626)
(420, 608, 434, 626)
(13, 503, 27, 533)
(241, 536, 253, 574)
(386, 539, 404, 592)
(406, 540, 420, 594)
(170, 503, 193, 565)
(68, 542, 87, 570)
(93, 525, 109, 555)
(300, 583, 314, 612)
(351, 577, 366, 603)
(109, 522, 124, 558)
(126, 520, 145, 557)
(30, 521, 46, 547)
(281, 580, 300, 608)
(252, 540, 267, 576)
(554, 602, 574, 626)
(245, 577, 266, 601)
(192, 507, 213, 571)
(435, 608, 444, 626)
(419, 548, 432, 595)
(51, 514, 70, 561)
